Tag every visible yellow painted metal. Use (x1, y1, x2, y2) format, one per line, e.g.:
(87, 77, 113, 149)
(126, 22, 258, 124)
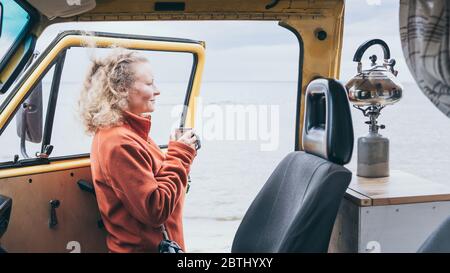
(0, 158, 91, 179)
(0, 41, 26, 86)
(42, 0, 344, 22)
(0, 34, 205, 178)
(280, 3, 345, 149)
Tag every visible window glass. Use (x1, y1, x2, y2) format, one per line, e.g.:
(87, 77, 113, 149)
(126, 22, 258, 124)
(0, 0, 31, 67)
(0, 65, 54, 162)
(49, 47, 194, 157)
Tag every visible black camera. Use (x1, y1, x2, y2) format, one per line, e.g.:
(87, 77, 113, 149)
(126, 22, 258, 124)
(158, 224, 184, 253)
(158, 239, 184, 253)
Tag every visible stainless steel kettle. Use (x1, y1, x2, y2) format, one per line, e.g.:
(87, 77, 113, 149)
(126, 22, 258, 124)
(345, 39, 402, 107)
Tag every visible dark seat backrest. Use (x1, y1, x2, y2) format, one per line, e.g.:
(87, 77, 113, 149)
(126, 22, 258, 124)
(418, 216, 450, 253)
(232, 78, 354, 253)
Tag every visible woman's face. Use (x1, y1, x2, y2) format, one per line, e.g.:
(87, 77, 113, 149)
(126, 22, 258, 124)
(127, 61, 160, 115)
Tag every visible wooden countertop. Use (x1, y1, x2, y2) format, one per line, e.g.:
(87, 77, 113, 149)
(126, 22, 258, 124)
(345, 170, 450, 207)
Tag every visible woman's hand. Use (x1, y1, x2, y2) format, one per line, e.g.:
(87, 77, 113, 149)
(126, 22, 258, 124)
(170, 129, 198, 150)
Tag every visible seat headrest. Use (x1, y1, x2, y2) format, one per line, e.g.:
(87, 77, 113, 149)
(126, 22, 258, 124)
(302, 78, 354, 165)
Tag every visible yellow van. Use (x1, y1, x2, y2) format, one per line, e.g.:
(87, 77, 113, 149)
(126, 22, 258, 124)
(0, 0, 449, 253)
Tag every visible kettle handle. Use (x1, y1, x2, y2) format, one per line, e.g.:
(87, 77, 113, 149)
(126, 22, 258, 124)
(353, 39, 391, 63)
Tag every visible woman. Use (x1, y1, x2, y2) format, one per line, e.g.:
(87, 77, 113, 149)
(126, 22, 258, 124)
(79, 49, 198, 253)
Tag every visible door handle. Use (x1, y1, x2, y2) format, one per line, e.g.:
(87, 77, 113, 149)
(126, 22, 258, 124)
(77, 180, 96, 196)
(49, 199, 60, 229)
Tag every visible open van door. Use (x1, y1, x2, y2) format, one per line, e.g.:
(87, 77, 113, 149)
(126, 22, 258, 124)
(0, 30, 205, 252)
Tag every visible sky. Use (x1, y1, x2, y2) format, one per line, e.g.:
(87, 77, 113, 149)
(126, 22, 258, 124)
(341, 0, 415, 83)
(31, 0, 415, 84)
(37, 21, 300, 83)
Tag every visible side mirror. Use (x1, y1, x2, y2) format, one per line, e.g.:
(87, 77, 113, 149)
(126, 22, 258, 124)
(16, 82, 43, 146)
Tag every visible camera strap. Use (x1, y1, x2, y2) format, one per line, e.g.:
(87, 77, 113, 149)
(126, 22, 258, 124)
(160, 224, 170, 240)
(158, 223, 184, 253)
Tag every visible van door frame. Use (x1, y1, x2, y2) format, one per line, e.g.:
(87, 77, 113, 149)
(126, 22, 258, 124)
(0, 30, 205, 177)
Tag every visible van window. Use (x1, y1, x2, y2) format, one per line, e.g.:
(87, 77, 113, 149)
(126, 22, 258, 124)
(0, 0, 31, 70)
(49, 47, 194, 158)
(0, 45, 195, 162)
(0, 64, 54, 162)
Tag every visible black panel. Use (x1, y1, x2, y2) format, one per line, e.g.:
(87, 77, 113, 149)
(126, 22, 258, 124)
(418, 216, 450, 253)
(326, 79, 354, 165)
(0, 194, 12, 238)
(154, 2, 185, 11)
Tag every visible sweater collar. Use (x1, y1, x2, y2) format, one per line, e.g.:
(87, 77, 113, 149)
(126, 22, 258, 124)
(122, 110, 151, 140)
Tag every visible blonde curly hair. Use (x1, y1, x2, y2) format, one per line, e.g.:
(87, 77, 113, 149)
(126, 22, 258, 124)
(78, 48, 148, 134)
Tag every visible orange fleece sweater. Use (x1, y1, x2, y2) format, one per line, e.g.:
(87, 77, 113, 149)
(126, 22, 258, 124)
(90, 110, 196, 253)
